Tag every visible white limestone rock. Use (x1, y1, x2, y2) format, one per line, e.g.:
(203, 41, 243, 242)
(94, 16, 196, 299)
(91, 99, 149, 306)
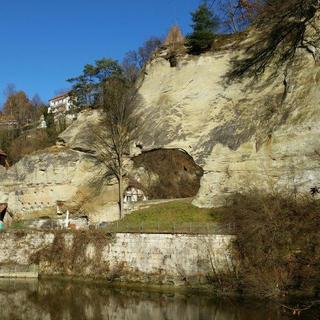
(137, 14, 320, 207)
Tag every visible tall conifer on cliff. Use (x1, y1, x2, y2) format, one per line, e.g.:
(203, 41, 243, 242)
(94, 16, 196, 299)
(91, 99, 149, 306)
(186, 2, 220, 54)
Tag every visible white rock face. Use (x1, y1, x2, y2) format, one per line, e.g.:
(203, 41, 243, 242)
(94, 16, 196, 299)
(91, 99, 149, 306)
(0, 148, 95, 216)
(1, 15, 320, 215)
(58, 109, 102, 152)
(137, 16, 320, 207)
(0, 110, 120, 222)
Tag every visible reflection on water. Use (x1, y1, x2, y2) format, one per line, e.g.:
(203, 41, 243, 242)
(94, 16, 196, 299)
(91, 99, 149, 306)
(0, 279, 318, 320)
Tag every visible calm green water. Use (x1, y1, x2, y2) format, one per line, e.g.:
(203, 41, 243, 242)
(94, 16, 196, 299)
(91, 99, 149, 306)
(0, 279, 318, 320)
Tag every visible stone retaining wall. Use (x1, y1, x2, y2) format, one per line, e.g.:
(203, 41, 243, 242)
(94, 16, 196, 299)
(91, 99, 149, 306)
(0, 231, 235, 285)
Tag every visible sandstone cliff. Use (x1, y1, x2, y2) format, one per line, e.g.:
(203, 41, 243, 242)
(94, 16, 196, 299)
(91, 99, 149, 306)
(1, 11, 319, 220)
(0, 110, 120, 222)
(137, 12, 320, 207)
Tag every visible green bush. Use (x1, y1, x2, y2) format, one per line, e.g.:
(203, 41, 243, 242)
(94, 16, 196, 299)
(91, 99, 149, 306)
(186, 3, 220, 55)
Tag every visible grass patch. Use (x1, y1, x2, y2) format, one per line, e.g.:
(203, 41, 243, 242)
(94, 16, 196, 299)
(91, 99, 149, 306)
(106, 199, 223, 234)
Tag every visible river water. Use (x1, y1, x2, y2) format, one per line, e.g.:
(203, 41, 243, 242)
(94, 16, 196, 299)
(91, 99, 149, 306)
(0, 279, 318, 320)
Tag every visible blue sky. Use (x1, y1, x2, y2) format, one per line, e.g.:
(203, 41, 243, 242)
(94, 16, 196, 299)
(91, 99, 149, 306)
(0, 0, 213, 106)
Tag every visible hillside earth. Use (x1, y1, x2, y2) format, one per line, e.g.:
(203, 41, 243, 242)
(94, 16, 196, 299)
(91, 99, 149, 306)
(0, 11, 320, 221)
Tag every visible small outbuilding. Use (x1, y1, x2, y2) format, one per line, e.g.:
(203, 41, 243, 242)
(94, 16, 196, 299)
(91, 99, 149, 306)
(124, 187, 147, 204)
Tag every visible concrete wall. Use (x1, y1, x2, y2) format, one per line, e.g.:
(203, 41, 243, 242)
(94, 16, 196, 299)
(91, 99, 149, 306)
(0, 231, 235, 286)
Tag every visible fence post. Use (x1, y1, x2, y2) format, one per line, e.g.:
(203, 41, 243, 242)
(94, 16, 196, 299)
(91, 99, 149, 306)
(189, 222, 192, 233)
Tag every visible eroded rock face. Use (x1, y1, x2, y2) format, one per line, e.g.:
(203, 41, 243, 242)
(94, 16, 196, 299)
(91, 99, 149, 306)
(1, 13, 320, 217)
(0, 110, 120, 222)
(137, 14, 320, 207)
(58, 109, 102, 152)
(0, 148, 93, 216)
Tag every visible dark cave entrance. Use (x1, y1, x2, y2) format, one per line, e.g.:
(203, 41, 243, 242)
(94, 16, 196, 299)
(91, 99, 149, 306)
(0, 203, 8, 222)
(130, 149, 203, 199)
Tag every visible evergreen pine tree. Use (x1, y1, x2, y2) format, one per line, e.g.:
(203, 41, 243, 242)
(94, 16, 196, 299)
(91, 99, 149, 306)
(186, 2, 220, 54)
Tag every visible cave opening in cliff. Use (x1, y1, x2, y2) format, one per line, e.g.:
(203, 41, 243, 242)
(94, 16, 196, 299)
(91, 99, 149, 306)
(130, 149, 203, 199)
(0, 203, 8, 222)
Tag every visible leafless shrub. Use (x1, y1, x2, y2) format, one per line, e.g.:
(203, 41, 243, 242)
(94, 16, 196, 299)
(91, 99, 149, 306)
(30, 230, 114, 276)
(221, 190, 320, 297)
(220, 0, 262, 33)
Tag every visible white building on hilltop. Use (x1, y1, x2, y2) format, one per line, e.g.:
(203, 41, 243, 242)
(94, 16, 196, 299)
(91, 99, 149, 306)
(48, 93, 74, 114)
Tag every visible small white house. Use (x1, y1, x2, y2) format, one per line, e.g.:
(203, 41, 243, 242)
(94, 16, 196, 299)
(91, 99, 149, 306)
(48, 93, 73, 114)
(124, 187, 147, 203)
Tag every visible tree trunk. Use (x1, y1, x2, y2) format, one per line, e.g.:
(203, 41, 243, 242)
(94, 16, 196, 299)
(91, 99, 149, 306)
(118, 173, 124, 219)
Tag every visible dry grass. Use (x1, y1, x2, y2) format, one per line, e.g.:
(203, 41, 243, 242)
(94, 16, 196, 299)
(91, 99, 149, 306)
(5, 129, 53, 163)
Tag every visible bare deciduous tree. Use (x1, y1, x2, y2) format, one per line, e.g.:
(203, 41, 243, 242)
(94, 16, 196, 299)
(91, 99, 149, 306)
(220, 0, 261, 33)
(3, 91, 34, 127)
(227, 0, 320, 79)
(93, 78, 141, 219)
(121, 36, 162, 83)
(122, 51, 140, 83)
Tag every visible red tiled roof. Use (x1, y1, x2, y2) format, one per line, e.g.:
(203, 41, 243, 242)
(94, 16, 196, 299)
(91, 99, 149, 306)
(49, 92, 70, 101)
